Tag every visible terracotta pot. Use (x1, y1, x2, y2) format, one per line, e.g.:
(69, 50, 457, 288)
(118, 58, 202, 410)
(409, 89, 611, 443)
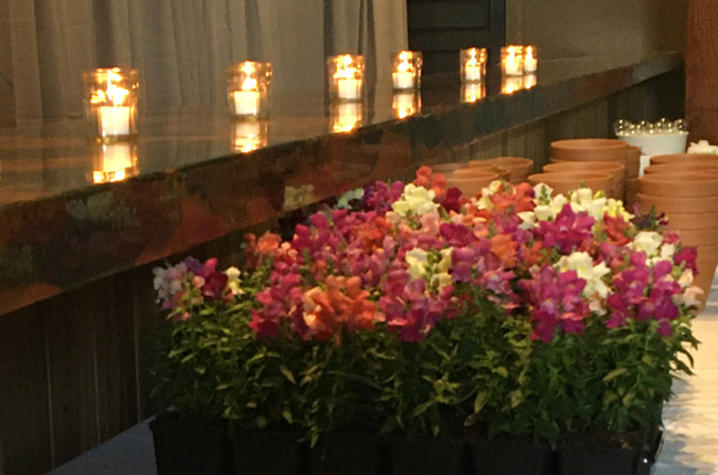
(486, 157, 534, 184)
(643, 163, 718, 176)
(676, 228, 718, 247)
(543, 161, 625, 199)
(550, 138, 628, 162)
(456, 165, 510, 181)
(528, 172, 612, 196)
(649, 153, 718, 166)
(694, 244, 718, 296)
(636, 193, 718, 214)
(445, 172, 499, 197)
(664, 212, 718, 230)
(626, 146, 641, 179)
(430, 162, 469, 174)
(626, 178, 640, 208)
(638, 173, 718, 198)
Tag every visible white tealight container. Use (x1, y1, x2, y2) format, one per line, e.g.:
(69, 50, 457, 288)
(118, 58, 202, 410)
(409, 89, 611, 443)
(337, 78, 362, 100)
(460, 47, 487, 83)
(501, 46, 524, 76)
(98, 106, 131, 137)
(327, 54, 365, 102)
(392, 50, 422, 90)
(232, 90, 260, 116)
(83, 67, 139, 141)
(227, 61, 272, 118)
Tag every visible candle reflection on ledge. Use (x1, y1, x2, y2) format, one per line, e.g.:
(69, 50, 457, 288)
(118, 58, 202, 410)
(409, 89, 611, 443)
(330, 102, 364, 133)
(90, 142, 139, 184)
(501, 75, 524, 95)
(523, 73, 538, 90)
(392, 91, 421, 119)
(461, 81, 486, 103)
(231, 119, 269, 153)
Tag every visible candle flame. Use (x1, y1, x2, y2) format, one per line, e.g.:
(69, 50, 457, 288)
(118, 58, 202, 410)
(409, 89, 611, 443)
(396, 51, 414, 73)
(525, 46, 535, 61)
(334, 55, 360, 79)
(90, 68, 130, 106)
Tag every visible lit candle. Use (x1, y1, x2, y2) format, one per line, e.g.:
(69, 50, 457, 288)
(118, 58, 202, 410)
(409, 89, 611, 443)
(462, 48, 486, 82)
(502, 46, 523, 76)
(330, 54, 364, 102)
(99, 106, 131, 137)
(393, 51, 419, 90)
(337, 78, 361, 100)
(524, 46, 538, 73)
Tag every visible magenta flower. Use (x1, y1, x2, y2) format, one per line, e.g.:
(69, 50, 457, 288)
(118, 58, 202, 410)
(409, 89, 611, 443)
(534, 204, 595, 254)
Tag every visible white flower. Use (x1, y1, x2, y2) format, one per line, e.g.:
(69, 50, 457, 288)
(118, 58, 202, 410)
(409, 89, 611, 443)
(569, 187, 606, 220)
(678, 269, 695, 288)
(336, 188, 364, 209)
(391, 184, 439, 217)
(557, 251, 610, 298)
(680, 285, 704, 307)
(405, 248, 428, 280)
(633, 231, 663, 257)
(533, 183, 553, 204)
(533, 204, 554, 221)
(533, 193, 569, 222)
(225, 266, 242, 295)
(517, 211, 536, 229)
(660, 243, 676, 260)
(687, 139, 718, 155)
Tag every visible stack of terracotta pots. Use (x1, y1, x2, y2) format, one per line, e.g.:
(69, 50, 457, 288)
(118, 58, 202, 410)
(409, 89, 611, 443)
(527, 138, 638, 200)
(637, 153, 718, 303)
(426, 157, 534, 197)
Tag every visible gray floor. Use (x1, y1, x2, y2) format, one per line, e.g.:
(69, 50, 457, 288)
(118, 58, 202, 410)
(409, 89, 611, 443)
(49, 271, 718, 475)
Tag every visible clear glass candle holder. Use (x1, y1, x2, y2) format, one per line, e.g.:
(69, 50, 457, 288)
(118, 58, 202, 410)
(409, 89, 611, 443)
(231, 119, 269, 153)
(83, 68, 139, 142)
(501, 45, 524, 77)
(327, 54, 365, 102)
(227, 61, 272, 118)
(460, 48, 487, 83)
(392, 50, 422, 90)
(501, 75, 524, 94)
(392, 90, 421, 119)
(461, 81, 486, 103)
(523, 45, 538, 74)
(329, 101, 364, 133)
(89, 142, 139, 184)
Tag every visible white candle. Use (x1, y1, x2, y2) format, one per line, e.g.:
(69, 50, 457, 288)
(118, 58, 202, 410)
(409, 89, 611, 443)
(393, 71, 415, 90)
(99, 106, 131, 136)
(524, 56, 538, 73)
(337, 78, 361, 100)
(233, 90, 260, 116)
(464, 65, 483, 82)
(503, 56, 522, 76)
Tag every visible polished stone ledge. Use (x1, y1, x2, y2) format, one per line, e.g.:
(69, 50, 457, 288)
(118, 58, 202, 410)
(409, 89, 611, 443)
(0, 53, 682, 315)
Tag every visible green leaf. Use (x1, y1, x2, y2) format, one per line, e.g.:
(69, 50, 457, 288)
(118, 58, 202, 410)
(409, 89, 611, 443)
(473, 391, 489, 414)
(280, 365, 296, 384)
(282, 409, 293, 424)
(603, 367, 627, 382)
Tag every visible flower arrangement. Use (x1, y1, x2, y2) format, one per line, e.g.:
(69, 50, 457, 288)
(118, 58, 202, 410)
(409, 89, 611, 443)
(151, 166, 700, 457)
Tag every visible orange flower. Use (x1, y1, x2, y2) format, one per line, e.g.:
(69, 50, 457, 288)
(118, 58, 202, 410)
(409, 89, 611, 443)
(491, 233, 518, 266)
(257, 233, 281, 255)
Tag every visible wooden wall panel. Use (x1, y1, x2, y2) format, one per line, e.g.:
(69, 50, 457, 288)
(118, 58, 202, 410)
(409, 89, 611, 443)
(0, 306, 52, 475)
(686, 0, 718, 143)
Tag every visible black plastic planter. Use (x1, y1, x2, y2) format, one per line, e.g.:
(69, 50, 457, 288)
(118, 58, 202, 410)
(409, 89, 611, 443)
(391, 435, 462, 475)
(467, 436, 556, 475)
(308, 430, 389, 475)
(150, 411, 230, 475)
(231, 426, 305, 475)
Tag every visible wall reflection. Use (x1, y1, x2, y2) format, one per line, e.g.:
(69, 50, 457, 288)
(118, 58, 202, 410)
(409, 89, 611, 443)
(501, 75, 524, 95)
(392, 91, 421, 119)
(461, 81, 487, 103)
(90, 142, 139, 183)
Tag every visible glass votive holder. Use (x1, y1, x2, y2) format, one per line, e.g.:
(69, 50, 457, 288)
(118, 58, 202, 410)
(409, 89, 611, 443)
(460, 47, 487, 83)
(523, 45, 538, 74)
(89, 142, 139, 184)
(392, 50, 422, 90)
(227, 61, 272, 118)
(461, 81, 486, 103)
(523, 73, 538, 90)
(231, 119, 269, 153)
(392, 90, 421, 119)
(329, 101, 364, 133)
(501, 45, 524, 76)
(501, 75, 524, 95)
(327, 54, 364, 102)
(83, 67, 139, 142)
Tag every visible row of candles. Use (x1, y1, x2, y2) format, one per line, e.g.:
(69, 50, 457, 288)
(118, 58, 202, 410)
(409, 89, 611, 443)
(82, 45, 538, 183)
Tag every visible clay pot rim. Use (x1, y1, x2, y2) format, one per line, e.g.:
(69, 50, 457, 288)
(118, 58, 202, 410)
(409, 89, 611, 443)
(445, 173, 500, 182)
(528, 171, 612, 180)
(487, 157, 534, 166)
(650, 153, 718, 165)
(544, 161, 625, 171)
(639, 174, 718, 186)
(549, 156, 626, 163)
(550, 138, 627, 151)
(636, 192, 718, 202)
(645, 164, 718, 173)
